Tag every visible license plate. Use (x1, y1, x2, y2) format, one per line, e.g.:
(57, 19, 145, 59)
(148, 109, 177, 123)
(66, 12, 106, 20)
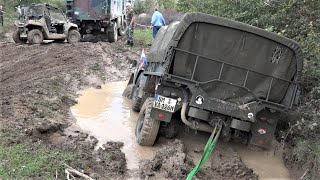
(153, 95, 177, 112)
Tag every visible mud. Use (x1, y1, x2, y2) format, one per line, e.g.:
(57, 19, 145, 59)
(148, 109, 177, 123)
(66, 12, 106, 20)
(139, 139, 258, 180)
(0, 31, 297, 180)
(72, 81, 292, 179)
(139, 140, 195, 179)
(0, 41, 139, 178)
(71, 82, 158, 170)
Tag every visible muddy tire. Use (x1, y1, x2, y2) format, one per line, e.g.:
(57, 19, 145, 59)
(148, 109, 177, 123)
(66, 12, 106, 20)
(135, 97, 160, 146)
(132, 76, 142, 112)
(108, 22, 118, 42)
(12, 29, 27, 44)
(27, 29, 43, 44)
(122, 84, 133, 99)
(67, 30, 81, 43)
(118, 20, 127, 36)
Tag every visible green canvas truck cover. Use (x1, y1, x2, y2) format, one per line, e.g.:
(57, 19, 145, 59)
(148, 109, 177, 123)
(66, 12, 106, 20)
(148, 12, 302, 108)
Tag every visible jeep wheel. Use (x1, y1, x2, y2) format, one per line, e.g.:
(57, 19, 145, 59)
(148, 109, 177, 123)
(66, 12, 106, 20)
(67, 30, 81, 43)
(135, 97, 160, 146)
(132, 76, 142, 112)
(118, 20, 127, 36)
(12, 29, 27, 44)
(108, 22, 118, 42)
(122, 84, 133, 99)
(27, 29, 43, 44)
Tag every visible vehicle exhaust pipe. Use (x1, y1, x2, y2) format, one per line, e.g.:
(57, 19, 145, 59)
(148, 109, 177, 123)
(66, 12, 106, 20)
(180, 89, 214, 133)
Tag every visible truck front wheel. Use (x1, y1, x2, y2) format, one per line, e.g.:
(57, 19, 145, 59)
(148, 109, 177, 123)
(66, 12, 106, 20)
(27, 29, 43, 44)
(135, 97, 160, 146)
(13, 29, 27, 44)
(108, 22, 118, 42)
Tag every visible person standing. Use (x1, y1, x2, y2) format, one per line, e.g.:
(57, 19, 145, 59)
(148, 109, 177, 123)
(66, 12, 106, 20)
(151, 8, 165, 39)
(15, 5, 22, 21)
(126, 3, 135, 46)
(0, 5, 4, 26)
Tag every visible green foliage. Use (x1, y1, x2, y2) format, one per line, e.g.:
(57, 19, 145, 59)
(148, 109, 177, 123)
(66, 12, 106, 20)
(292, 140, 311, 163)
(133, 0, 156, 14)
(157, 0, 176, 9)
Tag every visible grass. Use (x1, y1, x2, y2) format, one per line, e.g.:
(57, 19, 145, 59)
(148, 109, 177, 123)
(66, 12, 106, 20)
(0, 14, 16, 39)
(47, 76, 65, 92)
(0, 136, 78, 179)
(316, 144, 320, 156)
(292, 140, 311, 163)
(134, 28, 153, 47)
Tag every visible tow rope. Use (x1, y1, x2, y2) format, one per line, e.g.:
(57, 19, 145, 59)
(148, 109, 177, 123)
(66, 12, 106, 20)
(186, 121, 222, 180)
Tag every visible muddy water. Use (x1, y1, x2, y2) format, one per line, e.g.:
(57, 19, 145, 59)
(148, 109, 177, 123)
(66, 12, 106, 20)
(71, 82, 158, 170)
(179, 130, 290, 179)
(71, 81, 290, 179)
(234, 142, 290, 179)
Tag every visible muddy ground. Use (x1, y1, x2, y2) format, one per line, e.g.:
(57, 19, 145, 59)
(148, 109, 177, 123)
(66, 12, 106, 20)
(0, 37, 316, 179)
(0, 40, 138, 179)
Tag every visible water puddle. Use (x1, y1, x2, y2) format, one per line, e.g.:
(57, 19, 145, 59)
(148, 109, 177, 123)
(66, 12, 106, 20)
(234, 142, 290, 179)
(71, 81, 290, 179)
(71, 81, 158, 169)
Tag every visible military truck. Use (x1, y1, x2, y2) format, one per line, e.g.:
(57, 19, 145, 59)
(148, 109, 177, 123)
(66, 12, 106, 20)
(13, 3, 81, 44)
(66, 0, 127, 42)
(125, 13, 303, 148)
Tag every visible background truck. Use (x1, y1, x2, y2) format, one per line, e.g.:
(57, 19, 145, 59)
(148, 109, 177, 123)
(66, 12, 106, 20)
(66, 0, 127, 42)
(125, 12, 303, 148)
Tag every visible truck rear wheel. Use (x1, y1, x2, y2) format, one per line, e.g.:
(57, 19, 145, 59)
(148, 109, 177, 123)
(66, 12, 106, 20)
(27, 29, 43, 44)
(13, 29, 27, 44)
(135, 97, 160, 146)
(108, 22, 118, 42)
(67, 30, 81, 43)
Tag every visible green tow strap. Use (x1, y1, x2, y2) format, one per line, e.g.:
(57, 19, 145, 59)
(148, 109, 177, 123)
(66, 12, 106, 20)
(186, 123, 222, 180)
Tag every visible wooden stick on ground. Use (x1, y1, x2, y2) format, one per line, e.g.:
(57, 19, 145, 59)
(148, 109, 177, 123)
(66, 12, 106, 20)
(300, 169, 309, 180)
(64, 164, 94, 180)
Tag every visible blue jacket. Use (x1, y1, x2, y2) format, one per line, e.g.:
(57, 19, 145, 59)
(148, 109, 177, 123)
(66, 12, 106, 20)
(151, 11, 165, 27)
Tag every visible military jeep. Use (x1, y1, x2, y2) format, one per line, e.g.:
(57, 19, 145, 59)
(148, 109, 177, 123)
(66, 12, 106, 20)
(125, 13, 303, 148)
(13, 3, 81, 44)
